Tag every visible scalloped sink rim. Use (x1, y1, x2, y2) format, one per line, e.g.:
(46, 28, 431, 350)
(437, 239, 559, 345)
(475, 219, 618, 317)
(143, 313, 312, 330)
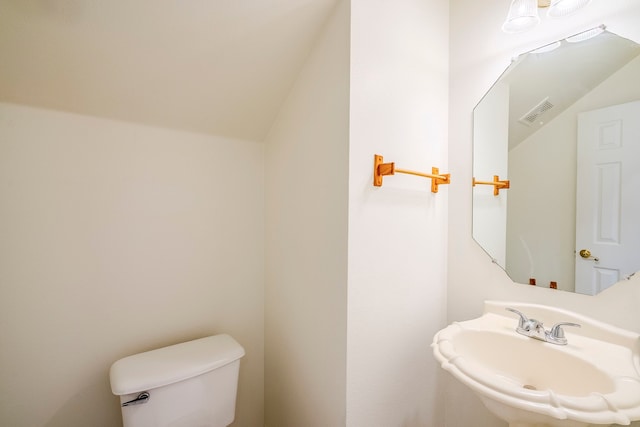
(432, 301, 640, 426)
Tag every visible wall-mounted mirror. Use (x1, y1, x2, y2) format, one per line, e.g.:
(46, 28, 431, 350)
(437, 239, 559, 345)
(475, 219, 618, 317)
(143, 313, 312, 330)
(472, 27, 640, 295)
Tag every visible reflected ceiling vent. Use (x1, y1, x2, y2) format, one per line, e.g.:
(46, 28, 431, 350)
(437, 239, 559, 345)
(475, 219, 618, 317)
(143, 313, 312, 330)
(519, 97, 554, 126)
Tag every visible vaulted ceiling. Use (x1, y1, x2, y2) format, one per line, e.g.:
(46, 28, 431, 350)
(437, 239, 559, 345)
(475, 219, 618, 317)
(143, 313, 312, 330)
(0, 0, 339, 140)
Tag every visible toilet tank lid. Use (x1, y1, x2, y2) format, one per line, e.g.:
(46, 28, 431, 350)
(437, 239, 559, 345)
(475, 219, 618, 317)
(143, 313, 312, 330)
(109, 334, 245, 395)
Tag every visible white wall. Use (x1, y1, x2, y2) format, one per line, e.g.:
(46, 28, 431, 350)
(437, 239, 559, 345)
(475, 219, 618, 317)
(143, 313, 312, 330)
(0, 103, 264, 427)
(347, 0, 449, 426)
(265, 1, 451, 425)
(264, 0, 350, 425)
(449, 1, 640, 426)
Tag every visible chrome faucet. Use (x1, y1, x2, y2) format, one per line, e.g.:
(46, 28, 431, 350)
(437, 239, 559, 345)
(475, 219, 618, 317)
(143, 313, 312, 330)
(506, 307, 580, 345)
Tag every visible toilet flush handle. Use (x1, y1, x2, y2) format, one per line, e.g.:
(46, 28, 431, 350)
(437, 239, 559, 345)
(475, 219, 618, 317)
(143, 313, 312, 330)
(121, 392, 150, 407)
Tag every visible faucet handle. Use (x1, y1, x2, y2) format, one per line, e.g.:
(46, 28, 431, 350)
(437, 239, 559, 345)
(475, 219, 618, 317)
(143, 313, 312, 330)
(506, 307, 530, 330)
(548, 322, 581, 345)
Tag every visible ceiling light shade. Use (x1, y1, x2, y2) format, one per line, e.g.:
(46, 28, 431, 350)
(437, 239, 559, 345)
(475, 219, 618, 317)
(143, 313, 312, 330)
(547, 0, 592, 17)
(502, 0, 540, 33)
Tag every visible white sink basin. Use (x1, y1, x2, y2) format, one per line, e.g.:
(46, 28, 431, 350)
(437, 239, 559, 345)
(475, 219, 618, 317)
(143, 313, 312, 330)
(432, 301, 640, 427)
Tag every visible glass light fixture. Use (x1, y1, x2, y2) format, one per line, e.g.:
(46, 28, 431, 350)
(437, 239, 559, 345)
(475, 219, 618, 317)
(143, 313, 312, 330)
(548, 0, 592, 17)
(502, 0, 594, 33)
(502, 0, 540, 33)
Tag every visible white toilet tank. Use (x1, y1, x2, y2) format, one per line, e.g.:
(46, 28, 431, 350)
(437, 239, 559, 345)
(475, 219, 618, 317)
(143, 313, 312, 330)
(110, 334, 245, 427)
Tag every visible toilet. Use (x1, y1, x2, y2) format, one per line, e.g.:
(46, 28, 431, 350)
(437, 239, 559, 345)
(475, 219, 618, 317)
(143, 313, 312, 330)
(110, 334, 245, 427)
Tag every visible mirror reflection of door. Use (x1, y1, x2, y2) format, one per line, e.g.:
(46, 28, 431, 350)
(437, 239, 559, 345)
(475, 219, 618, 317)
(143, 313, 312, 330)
(575, 100, 640, 295)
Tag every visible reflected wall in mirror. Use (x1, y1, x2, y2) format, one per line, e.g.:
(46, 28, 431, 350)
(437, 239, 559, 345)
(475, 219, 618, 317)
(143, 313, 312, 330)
(472, 27, 640, 295)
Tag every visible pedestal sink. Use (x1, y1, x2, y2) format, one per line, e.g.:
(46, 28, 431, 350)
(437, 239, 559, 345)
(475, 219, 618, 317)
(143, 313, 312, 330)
(432, 301, 640, 427)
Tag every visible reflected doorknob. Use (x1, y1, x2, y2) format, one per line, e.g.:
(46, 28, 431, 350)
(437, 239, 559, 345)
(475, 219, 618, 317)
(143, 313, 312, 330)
(578, 249, 599, 261)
